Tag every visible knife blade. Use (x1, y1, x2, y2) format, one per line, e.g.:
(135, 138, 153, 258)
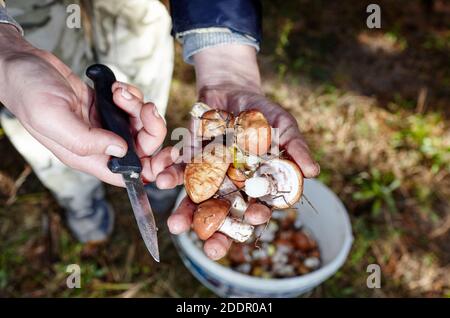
(86, 64, 160, 262)
(123, 172, 160, 262)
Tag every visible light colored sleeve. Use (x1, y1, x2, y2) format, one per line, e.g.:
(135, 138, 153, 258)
(177, 28, 260, 65)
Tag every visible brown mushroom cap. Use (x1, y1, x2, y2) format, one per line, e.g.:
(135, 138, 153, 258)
(227, 165, 247, 189)
(198, 109, 234, 139)
(255, 158, 304, 209)
(193, 198, 230, 240)
(292, 232, 314, 252)
(184, 145, 231, 203)
(235, 110, 271, 156)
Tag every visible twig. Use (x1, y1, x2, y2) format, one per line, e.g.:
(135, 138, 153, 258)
(118, 278, 153, 298)
(302, 194, 319, 214)
(416, 87, 428, 113)
(430, 215, 450, 239)
(253, 217, 271, 250)
(6, 165, 32, 205)
(163, 280, 181, 298)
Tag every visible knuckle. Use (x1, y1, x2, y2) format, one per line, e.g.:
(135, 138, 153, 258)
(69, 139, 91, 156)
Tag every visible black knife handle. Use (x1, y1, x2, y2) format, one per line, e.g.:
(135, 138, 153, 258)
(86, 64, 142, 174)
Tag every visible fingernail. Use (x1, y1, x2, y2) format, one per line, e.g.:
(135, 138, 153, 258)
(314, 162, 321, 175)
(207, 248, 218, 259)
(121, 88, 133, 100)
(106, 145, 126, 157)
(153, 105, 161, 118)
(171, 222, 183, 234)
(168, 214, 187, 234)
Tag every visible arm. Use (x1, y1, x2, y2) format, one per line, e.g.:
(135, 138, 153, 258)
(170, 0, 261, 64)
(170, 0, 262, 43)
(0, 20, 174, 187)
(167, 1, 320, 260)
(193, 44, 320, 178)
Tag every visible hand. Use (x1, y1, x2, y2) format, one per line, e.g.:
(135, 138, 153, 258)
(168, 44, 320, 260)
(0, 25, 178, 187)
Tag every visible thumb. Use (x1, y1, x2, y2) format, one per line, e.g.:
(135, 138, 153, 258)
(36, 106, 128, 157)
(72, 126, 129, 158)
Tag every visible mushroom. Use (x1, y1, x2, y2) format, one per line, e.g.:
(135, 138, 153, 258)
(199, 109, 234, 139)
(191, 103, 234, 139)
(304, 257, 320, 269)
(226, 165, 247, 189)
(292, 232, 316, 252)
(217, 176, 248, 218)
(190, 102, 211, 118)
(184, 144, 231, 203)
(244, 158, 304, 209)
(232, 147, 261, 172)
(235, 110, 272, 156)
(193, 198, 254, 242)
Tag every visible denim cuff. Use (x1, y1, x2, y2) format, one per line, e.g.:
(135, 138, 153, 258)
(0, 6, 24, 35)
(180, 29, 260, 64)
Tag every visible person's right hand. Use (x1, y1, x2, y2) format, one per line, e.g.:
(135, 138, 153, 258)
(0, 25, 180, 188)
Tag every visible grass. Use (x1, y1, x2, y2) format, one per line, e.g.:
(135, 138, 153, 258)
(0, 0, 449, 297)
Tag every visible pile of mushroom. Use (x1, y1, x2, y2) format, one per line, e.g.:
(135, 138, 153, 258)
(224, 210, 321, 278)
(188, 209, 322, 278)
(184, 103, 305, 243)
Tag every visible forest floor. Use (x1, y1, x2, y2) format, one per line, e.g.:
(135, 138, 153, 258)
(0, 0, 449, 297)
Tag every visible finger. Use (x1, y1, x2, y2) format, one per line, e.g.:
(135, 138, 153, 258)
(24, 123, 126, 186)
(141, 147, 183, 188)
(244, 203, 272, 225)
(203, 233, 232, 260)
(34, 105, 128, 158)
(112, 86, 144, 121)
(167, 196, 196, 234)
(112, 81, 144, 101)
(135, 102, 167, 156)
(68, 153, 125, 186)
(155, 165, 184, 189)
(253, 100, 320, 179)
(141, 147, 174, 181)
(284, 137, 320, 178)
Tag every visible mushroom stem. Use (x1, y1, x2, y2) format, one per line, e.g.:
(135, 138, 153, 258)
(245, 154, 261, 170)
(218, 217, 254, 243)
(218, 177, 248, 218)
(190, 102, 211, 118)
(229, 195, 248, 218)
(244, 176, 274, 198)
(245, 159, 304, 209)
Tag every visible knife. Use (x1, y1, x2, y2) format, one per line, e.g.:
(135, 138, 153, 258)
(86, 64, 160, 262)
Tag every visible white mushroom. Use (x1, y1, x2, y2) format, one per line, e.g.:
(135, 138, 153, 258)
(193, 198, 254, 243)
(217, 177, 248, 218)
(190, 102, 211, 118)
(244, 158, 304, 209)
(244, 177, 273, 198)
(304, 257, 320, 269)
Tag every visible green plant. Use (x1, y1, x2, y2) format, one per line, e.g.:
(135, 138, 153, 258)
(275, 20, 293, 79)
(384, 30, 408, 51)
(392, 114, 450, 173)
(353, 169, 401, 216)
(423, 32, 450, 51)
